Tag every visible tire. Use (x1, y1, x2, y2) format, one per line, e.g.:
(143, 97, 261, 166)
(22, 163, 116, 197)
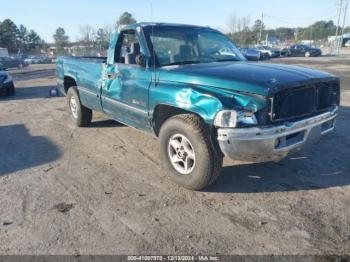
(6, 81, 15, 96)
(159, 114, 223, 191)
(67, 86, 92, 127)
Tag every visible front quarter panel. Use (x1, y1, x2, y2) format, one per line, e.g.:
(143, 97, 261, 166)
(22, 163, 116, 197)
(149, 81, 267, 125)
(149, 82, 223, 123)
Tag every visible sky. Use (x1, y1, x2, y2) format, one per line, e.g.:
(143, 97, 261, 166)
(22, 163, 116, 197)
(0, 0, 349, 42)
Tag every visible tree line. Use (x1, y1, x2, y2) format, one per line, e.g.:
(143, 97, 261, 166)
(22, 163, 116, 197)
(0, 12, 136, 55)
(53, 12, 136, 56)
(227, 13, 350, 46)
(0, 19, 45, 53)
(2, 11, 349, 55)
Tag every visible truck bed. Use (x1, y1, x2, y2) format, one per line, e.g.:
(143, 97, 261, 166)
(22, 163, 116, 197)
(56, 56, 105, 96)
(62, 56, 107, 63)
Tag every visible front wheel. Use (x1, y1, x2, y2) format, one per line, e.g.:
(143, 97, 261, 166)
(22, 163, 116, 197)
(67, 87, 92, 127)
(159, 114, 223, 191)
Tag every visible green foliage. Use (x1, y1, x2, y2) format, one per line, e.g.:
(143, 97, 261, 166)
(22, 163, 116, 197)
(298, 20, 337, 40)
(0, 18, 44, 53)
(116, 12, 137, 28)
(229, 19, 341, 46)
(53, 27, 69, 53)
(252, 19, 265, 34)
(27, 30, 42, 49)
(274, 27, 295, 41)
(95, 28, 110, 50)
(0, 19, 19, 52)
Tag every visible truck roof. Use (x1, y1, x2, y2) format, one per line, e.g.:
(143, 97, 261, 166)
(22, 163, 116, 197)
(121, 22, 210, 31)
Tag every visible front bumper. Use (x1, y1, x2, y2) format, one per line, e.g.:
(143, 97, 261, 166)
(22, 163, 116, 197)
(0, 80, 12, 90)
(217, 107, 338, 162)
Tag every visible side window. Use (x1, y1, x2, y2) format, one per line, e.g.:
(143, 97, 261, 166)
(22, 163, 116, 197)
(150, 35, 186, 65)
(115, 30, 141, 65)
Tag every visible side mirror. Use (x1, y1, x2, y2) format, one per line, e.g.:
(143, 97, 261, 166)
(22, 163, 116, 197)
(136, 54, 147, 67)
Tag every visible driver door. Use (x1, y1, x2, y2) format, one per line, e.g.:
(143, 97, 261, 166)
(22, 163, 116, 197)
(101, 30, 153, 131)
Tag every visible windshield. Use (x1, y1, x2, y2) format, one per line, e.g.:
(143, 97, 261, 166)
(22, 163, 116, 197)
(144, 26, 246, 66)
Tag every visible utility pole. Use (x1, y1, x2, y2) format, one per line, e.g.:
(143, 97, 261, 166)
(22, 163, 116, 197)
(259, 13, 264, 44)
(341, 0, 348, 47)
(295, 28, 299, 42)
(335, 0, 343, 54)
(310, 25, 313, 46)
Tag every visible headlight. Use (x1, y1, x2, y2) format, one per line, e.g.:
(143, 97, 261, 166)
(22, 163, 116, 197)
(214, 110, 258, 128)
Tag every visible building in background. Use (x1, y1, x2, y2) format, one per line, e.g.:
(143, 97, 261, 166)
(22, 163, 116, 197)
(328, 33, 350, 47)
(0, 48, 10, 58)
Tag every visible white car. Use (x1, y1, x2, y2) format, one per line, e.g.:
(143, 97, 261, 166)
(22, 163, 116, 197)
(345, 40, 350, 48)
(255, 45, 272, 57)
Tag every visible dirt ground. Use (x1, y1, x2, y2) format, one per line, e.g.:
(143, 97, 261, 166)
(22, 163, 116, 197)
(0, 57, 349, 256)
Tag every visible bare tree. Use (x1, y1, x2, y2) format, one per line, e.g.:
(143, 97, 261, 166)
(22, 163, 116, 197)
(227, 13, 237, 34)
(241, 16, 251, 31)
(103, 24, 114, 39)
(79, 24, 95, 47)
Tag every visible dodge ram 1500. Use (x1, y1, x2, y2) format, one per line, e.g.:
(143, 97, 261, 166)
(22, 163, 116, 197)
(56, 23, 340, 190)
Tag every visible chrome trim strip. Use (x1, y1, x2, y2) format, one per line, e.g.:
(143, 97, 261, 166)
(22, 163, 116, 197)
(102, 96, 148, 115)
(77, 86, 97, 96)
(217, 107, 338, 163)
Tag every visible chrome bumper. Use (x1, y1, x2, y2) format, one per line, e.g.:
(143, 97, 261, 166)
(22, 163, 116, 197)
(217, 107, 338, 162)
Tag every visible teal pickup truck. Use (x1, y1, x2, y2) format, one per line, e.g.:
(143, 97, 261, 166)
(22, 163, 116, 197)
(56, 23, 340, 190)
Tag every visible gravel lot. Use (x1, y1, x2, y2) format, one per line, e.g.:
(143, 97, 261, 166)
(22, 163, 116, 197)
(0, 57, 349, 255)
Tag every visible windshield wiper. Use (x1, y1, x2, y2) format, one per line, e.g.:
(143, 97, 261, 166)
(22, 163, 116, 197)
(162, 60, 203, 66)
(214, 58, 241, 62)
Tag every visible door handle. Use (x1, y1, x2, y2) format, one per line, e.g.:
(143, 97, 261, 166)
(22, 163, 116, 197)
(105, 72, 121, 80)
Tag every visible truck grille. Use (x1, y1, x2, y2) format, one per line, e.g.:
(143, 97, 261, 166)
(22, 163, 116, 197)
(271, 80, 340, 121)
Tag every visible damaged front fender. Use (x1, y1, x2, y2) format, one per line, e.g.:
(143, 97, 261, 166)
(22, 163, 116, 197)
(149, 81, 268, 125)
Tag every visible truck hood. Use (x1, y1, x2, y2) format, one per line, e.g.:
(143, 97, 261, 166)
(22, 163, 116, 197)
(158, 62, 334, 97)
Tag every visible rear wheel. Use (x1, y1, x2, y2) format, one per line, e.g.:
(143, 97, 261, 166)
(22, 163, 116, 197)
(159, 114, 223, 191)
(67, 87, 92, 127)
(6, 81, 15, 96)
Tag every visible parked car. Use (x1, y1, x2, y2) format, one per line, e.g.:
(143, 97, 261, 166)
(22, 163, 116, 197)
(24, 55, 52, 64)
(345, 40, 350, 48)
(0, 56, 25, 68)
(24, 55, 40, 64)
(56, 23, 340, 190)
(38, 55, 52, 64)
(0, 67, 15, 96)
(240, 47, 261, 61)
(256, 46, 281, 58)
(0, 48, 10, 57)
(24, 56, 38, 64)
(254, 46, 272, 59)
(288, 45, 322, 57)
(280, 47, 292, 57)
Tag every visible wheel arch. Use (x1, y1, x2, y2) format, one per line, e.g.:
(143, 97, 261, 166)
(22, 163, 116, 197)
(63, 75, 77, 94)
(152, 103, 212, 136)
